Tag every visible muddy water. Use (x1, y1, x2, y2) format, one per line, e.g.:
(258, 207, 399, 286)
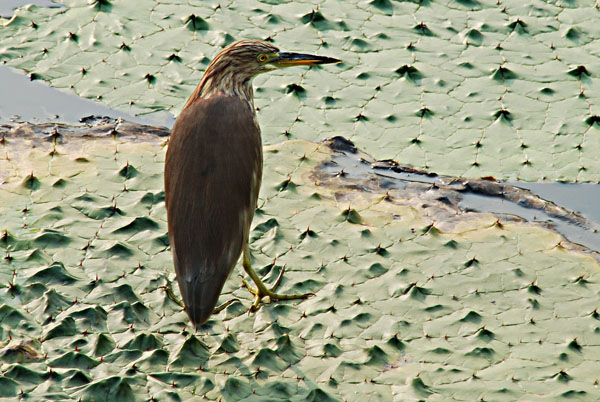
(508, 182, 600, 224)
(459, 191, 600, 252)
(321, 139, 600, 253)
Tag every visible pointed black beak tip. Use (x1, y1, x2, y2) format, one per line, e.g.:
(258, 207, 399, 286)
(273, 52, 342, 67)
(317, 55, 342, 65)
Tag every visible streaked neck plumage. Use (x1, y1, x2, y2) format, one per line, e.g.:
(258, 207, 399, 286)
(183, 53, 256, 111)
(198, 70, 254, 106)
(181, 40, 280, 115)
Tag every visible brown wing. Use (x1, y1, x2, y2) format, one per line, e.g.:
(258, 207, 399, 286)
(164, 94, 262, 326)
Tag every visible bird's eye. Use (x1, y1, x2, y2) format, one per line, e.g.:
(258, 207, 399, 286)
(257, 54, 268, 63)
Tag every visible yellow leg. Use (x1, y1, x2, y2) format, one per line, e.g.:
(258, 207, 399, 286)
(240, 244, 313, 311)
(162, 278, 238, 314)
(162, 277, 185, 308)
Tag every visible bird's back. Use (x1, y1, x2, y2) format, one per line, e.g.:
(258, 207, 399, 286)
(165, 94, 262, 325)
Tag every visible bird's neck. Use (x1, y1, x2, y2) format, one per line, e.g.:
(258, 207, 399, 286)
(183, 70, 255, 110)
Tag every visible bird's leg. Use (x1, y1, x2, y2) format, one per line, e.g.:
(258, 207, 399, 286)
(162, 277, 185, 308)
(240, 244, 313, 311)
(161, 277, 238, 314)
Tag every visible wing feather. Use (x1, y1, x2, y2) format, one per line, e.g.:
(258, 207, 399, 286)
(164, 95, 262, 325)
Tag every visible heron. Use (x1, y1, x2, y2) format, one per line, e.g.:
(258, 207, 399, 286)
(164, 40, 340, 326)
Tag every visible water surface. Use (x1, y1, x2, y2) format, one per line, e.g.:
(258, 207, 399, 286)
(0, 0, 64, 18)
(0, 66, 174, 127)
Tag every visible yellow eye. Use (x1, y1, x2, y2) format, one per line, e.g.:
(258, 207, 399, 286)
(257, 54, 268, 63)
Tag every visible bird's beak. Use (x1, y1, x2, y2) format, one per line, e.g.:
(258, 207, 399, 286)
(271, 52, 341, 68)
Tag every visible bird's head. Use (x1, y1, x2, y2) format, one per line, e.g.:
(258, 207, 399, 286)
(193, 40, 340, 103)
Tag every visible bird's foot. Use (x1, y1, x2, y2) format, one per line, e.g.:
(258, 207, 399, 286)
(240, 265, 313, 312)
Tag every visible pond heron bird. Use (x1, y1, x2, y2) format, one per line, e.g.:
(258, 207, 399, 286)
(164, 40, 340, 326)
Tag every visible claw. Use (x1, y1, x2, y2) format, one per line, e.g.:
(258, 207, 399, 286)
(241, 246, 313, 312)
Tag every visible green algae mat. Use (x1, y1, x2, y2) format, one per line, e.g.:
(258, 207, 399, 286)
(0, 124, 600, 401)
(1, 0, 600, 181)
(2, 0, 600, 401)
